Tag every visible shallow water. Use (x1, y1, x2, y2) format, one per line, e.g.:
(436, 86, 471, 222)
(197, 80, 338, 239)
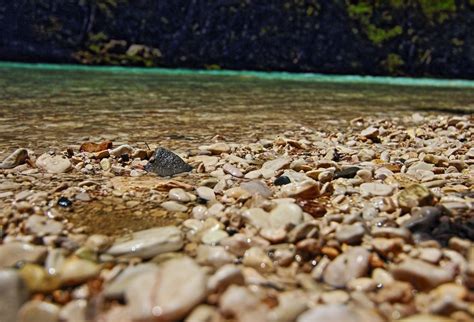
(0, 65, 473, 156)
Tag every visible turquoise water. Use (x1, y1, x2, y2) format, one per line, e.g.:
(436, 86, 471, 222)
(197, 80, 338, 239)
(0, 62, 473, 154)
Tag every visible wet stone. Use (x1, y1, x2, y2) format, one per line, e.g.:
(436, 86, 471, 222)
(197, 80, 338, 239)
(144, 147, 192, 177)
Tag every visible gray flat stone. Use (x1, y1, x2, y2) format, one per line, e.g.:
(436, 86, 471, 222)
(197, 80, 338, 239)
(144, 147, 192, 177)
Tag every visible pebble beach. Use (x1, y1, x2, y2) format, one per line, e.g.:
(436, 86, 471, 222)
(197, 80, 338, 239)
(0, 112, 473, 321)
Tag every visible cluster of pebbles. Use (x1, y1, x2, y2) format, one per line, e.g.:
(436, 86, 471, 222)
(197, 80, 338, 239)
(0, 113, 473, 322)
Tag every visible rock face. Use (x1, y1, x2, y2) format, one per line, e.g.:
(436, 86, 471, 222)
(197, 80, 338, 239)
(144, 147, 192, 177)
(106, 226, 184, 259)
(125, 257, 207, 321)
(1, 3, 471, 78)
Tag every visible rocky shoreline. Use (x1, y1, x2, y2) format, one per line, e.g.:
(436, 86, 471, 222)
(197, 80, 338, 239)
(0, 114, 473, 321)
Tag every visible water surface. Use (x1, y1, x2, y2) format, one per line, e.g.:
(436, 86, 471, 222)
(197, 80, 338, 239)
(0, 65, 473, 155)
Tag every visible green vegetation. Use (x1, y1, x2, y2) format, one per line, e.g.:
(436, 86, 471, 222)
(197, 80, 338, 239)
(383, 53, 404, 74)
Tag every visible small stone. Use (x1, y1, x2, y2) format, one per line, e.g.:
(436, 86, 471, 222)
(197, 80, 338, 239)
(107, 226, 183, 259)
(196, 245, 236, 268)
(297, 304, 383, 322)
(196, 186, 215, 201)
(269, 291, 307, 322)
(270, 203, 304, 229)
(161, 200, 188, 212)
(398, 184, 434, 210)
(321, 290, 350, 304)
(100, 158, 111, 171)
(17, 301, 60, 322)
(207, 264, 244, 292)
(260, 227, 287, 243)
(59, 299, 87, 322)
(391, 258, 455, 290)
(109, 144, 133, 157)
(280, 180, 319, 199)
(466, 148, 474, 158)
(374, 281, 413, 304)
(361, 127, 379, 139)
(347, 277, 377, 292)
(144, 147, 192, 177)
(207, 143, 231, 154)
(402, 206, 442, 233)
(419, 247, 442, 264)
(25, 215, 63, 236)
(19, 264, 61, 293)
(336, 223, 365, 245)
(274, 176, 291, 186)
(219, 286, 267, 321)
(0, 148, 29, 169)
(360, 183, 394, 197)
(125, 257, 207, 321)
(398, 314, 455, 322)
(57, 197, 72, 207)
(358, 149, 376, 161)
(92, 150, 110, 160)
(334, 167, 360, 179)
(243, 247, 274, 273)
(222, 163, 243, 177)
(0, 270, 28, 322)
(59, 257, 100, 285)
(323, 247, 371, 288)
(74, 192, 91, 202)
(169, 188, 192, 202)
(36, 154, 71, 173)
(0, 243, 47, 268)
(263, 157, 291, 171)
(240, 180, 272, 198)
(85, 234, 112, 252)
(80, 140, 112, 153)
(186, 305, 220, 322)
(201, 229, 228, 245)
(104, 263, 159, 299)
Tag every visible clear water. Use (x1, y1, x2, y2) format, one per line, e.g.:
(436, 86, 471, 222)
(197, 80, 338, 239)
(0, 64, 473, 156)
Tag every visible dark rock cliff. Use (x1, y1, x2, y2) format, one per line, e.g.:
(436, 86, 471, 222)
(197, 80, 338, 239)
(0, 0, 473, 78)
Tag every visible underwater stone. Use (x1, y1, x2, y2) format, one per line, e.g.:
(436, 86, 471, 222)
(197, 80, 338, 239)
(145, 147, 192, 177)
